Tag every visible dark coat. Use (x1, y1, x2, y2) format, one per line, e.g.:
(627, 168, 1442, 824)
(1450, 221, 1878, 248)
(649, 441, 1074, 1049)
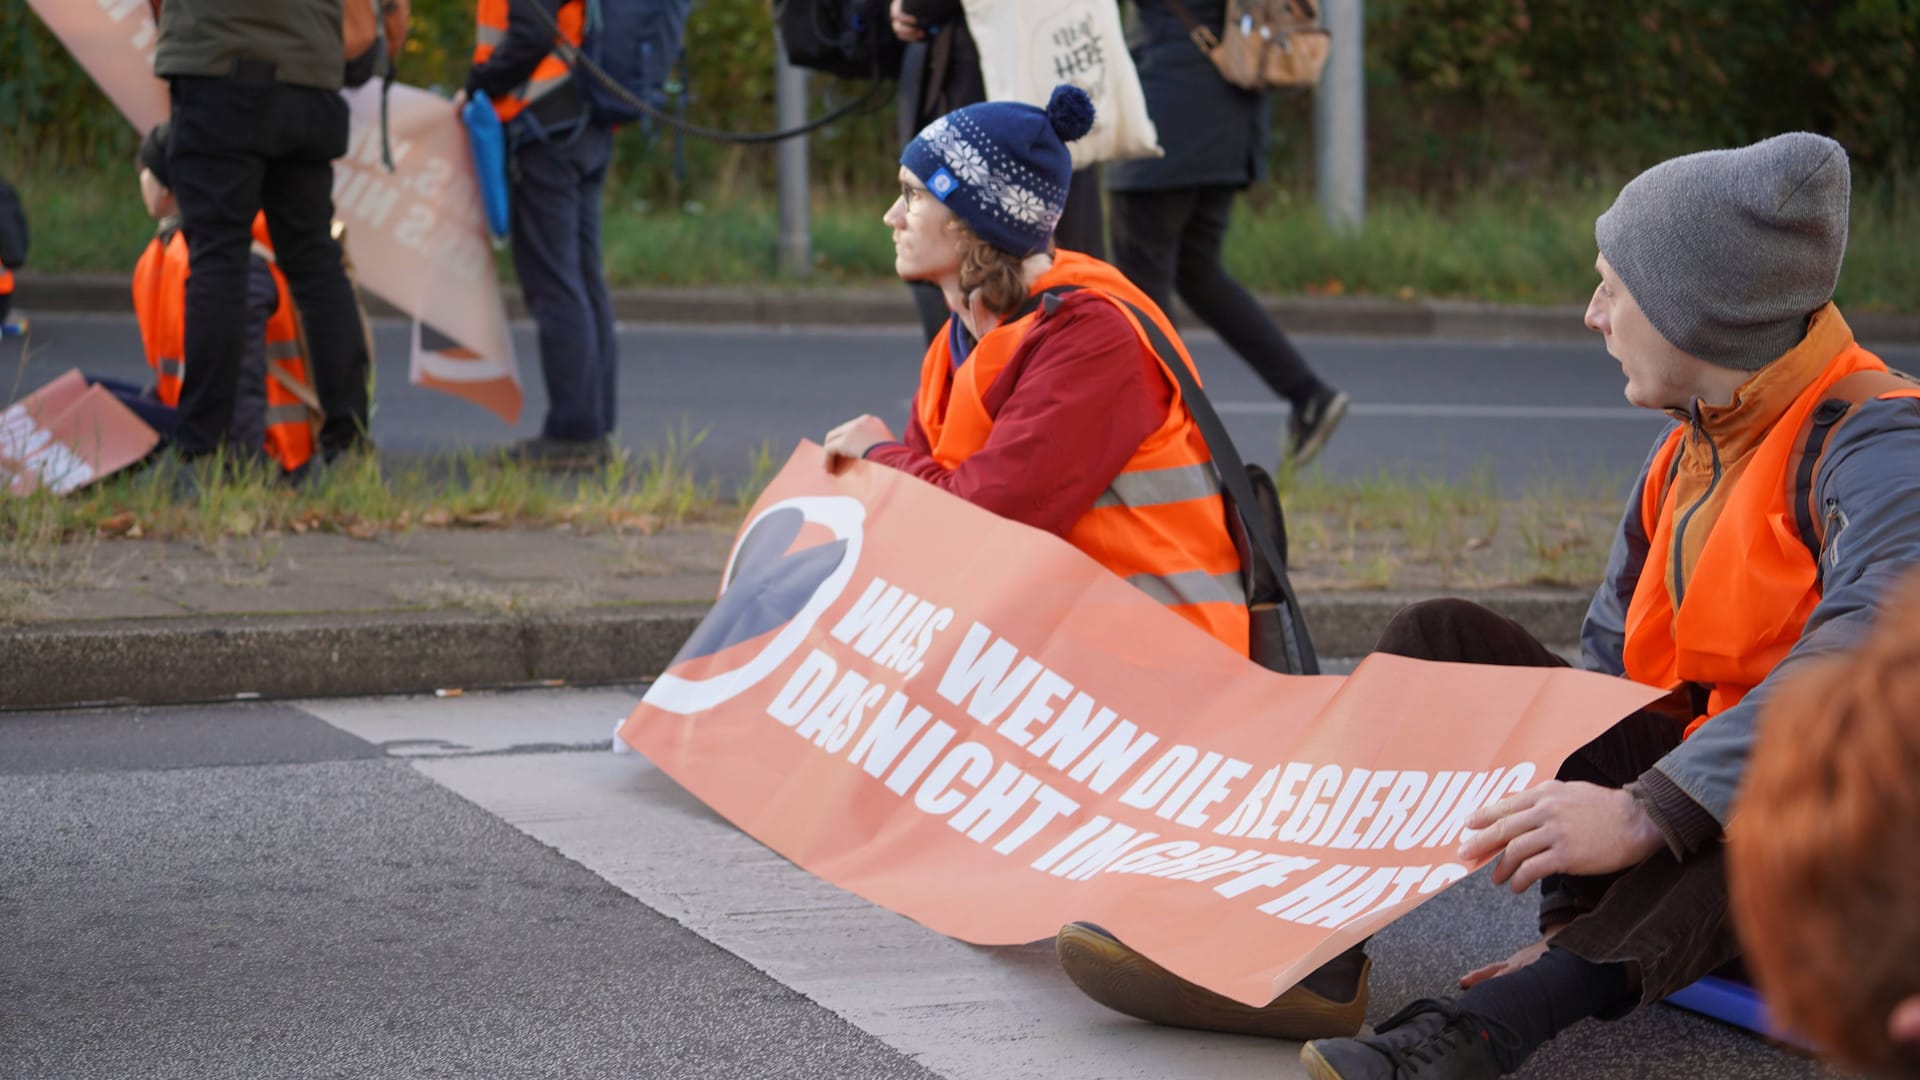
(0, 178, 27, 270)
(1105, 0, 1268, 193)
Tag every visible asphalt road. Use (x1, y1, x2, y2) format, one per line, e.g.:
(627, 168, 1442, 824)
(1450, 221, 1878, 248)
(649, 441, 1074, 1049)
(0, 688, 1838, 1080)
(24, 312, 1917, 496)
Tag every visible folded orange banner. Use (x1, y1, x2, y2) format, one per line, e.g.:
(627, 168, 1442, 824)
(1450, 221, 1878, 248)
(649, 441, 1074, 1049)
(1, 370, 160, 496)
(618, 444, 1663, 1006)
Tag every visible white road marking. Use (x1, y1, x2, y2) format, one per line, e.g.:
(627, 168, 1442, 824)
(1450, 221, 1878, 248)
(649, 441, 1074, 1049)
(1217, 402, 1656, 421)
(307, 690, 1302, 1079)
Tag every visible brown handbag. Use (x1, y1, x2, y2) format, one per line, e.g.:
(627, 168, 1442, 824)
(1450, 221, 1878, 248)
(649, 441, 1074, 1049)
(1162, 0, 1331, 90)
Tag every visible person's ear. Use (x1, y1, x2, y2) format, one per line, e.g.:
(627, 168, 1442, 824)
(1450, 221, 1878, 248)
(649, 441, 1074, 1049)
(1890, 995, 1920, 1056)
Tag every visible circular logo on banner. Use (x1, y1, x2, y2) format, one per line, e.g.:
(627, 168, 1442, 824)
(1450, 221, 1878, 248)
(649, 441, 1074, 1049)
(644, 495, 865, 716)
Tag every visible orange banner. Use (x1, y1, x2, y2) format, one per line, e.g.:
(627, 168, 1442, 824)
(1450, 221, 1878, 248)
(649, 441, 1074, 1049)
(22, 0, 168, 135)
(618, 444, 1663, 1006)
(24, 2, 523, 425)
(1, 370, 160, 495)
(338, 85, 523, 425)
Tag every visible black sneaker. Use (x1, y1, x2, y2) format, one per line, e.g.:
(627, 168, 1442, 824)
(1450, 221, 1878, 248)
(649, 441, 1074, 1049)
(1301, 998, 1502, 1080)
(1288, 387, 1351, 466)
(504, 435, 611, 471)
(1055, 921, 1368, 1039)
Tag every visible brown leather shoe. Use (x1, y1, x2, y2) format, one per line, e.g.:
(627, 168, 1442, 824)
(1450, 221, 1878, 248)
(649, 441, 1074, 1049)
(1056, 921, 1369, 1040)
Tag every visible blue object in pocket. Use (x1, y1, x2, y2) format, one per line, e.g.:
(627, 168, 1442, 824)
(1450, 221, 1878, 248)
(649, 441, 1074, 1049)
(462, 90, 512, 239)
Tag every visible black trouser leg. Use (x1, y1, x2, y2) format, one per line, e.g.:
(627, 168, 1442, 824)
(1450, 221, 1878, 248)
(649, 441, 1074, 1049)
(259, 85, 364, 458)
(167, 76, 268, 456)
(510, 127, 615, 442)
(1055, 166, 1105, 260)
(1174, 186, 1323, 409)
(1108, 187, 1194, 319)
(1372, 599, 1740, 1027)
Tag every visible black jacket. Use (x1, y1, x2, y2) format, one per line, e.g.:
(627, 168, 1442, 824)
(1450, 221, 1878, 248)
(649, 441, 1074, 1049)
(0, 178, 27, 270)
(1106, 0, 1269, 193)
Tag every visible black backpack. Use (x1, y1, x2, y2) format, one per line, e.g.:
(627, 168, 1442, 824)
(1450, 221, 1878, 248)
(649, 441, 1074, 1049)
(774, 0, 905, 80)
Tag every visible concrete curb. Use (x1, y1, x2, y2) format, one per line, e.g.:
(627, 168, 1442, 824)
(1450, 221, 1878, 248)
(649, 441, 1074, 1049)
(1, 589, 1591, 711)
(22, 271, 1920, 343)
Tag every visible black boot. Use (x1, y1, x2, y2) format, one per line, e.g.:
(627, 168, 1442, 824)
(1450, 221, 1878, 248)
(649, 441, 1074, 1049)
(1301, 998, 1503, 1079)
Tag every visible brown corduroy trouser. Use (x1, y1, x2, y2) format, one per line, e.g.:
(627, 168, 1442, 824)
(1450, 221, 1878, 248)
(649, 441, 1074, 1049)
(1372, 598, 1741, 1011)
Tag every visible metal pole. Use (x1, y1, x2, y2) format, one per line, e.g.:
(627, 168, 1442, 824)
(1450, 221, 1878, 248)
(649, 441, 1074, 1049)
(1313, 0, 1365, 231)
(774, 42, 812, 277)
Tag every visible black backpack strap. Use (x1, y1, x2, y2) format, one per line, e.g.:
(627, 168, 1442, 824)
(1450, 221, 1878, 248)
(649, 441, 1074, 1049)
(1791, 368, 1920, 566)
(1033, 284, 1320, 674)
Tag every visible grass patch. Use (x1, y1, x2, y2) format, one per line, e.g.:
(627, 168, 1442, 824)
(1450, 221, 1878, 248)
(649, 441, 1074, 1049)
(0, 434, 747, 554)
(15, 159, 1917, 309)
(1278, 462, 1626, 590)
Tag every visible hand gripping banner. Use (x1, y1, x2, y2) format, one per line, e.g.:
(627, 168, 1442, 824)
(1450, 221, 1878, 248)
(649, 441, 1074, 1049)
(619, 444, 1662, 1006)
(24, 0, 523, 425)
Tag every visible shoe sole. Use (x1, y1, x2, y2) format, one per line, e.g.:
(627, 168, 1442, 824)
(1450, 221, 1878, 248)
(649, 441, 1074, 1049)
(1290, 391, 1351, 468)
(1055, 923, 1368, 1040)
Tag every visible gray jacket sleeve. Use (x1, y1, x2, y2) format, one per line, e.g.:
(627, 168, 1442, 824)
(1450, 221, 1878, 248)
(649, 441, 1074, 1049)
(1580, 423, 1677, 677)
(1650, 396, 1920, 828)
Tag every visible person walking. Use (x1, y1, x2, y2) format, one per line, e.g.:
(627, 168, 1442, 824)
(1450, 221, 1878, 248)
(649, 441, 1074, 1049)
(154, 0, 371, 466)
(1106, 0, 1348, 465)
(466, 0, 620, 470)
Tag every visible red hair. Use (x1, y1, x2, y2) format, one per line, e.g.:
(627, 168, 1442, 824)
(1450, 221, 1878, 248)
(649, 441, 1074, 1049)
(1729, 571, 1920, 1075)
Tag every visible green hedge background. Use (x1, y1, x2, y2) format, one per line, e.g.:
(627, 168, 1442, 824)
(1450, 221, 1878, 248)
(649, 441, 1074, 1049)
(4, 0, 1915, 197)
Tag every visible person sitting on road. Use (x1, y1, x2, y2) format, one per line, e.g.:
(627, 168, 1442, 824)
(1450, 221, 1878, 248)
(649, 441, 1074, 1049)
(1050, 132, 1920, 1075)
(124, 122, 324, 475)
(1273, 132, 1920, 1077)
(823, 84, 1253, 656)
(826, 83, 1375, 1034)
(1729, 570, 1920, 1079)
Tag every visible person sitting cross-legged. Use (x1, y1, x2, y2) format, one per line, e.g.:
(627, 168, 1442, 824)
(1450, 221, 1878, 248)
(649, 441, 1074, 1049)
(1290, 132, 1920, 1078)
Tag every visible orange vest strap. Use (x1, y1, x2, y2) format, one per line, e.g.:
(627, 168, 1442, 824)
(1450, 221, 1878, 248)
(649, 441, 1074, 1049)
(1790, 367, 1920, 559)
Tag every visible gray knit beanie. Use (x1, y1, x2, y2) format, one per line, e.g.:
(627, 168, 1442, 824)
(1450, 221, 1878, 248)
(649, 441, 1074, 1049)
(1595, 132, 1850, 371)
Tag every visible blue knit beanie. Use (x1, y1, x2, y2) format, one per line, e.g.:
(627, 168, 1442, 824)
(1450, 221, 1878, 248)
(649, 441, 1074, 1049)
(901, 84, 1097, 258)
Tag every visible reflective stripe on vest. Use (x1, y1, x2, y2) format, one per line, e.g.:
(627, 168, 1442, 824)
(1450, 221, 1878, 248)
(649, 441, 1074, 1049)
(474, 0, 583, 123)
(912, 251, 1249, 654)
(1091, 462, 1221, 510)
(1621, 306, 1912, 739)
(1126, 569, 1245, 608)
(265, 403, 311, 427)
(157, 357, 184, 378)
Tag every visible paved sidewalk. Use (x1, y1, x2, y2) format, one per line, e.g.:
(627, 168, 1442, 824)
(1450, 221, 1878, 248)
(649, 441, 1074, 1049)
(1, 524, 1593, 710)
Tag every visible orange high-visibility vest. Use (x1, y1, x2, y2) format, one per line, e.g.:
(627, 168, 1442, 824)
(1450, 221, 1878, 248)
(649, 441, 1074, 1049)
(249, 216, 319, 473)
(0, 267, 13, 296)
(131, 214, 318, 472)
(474, 0, 583, 123)
(132, 224, 190, 407)
(913, 251, 1250, 653)
(1623, 310, 1920, 738)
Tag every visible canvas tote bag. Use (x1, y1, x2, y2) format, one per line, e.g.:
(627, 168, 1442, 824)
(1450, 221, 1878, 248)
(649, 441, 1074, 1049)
(959, 0, 1162, 167)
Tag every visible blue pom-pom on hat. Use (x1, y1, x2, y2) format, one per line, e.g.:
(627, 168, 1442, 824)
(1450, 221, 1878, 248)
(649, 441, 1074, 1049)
(900, 83, 1099, 257)
(1046, 84, 1096, 143)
